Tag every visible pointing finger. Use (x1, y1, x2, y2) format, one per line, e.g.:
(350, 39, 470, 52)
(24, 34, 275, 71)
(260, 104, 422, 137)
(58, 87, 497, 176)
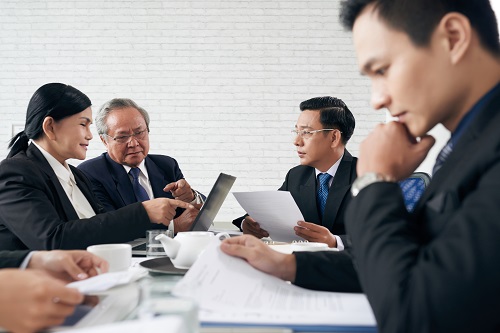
(169, 199, 194, 210)
(163, 182, 177, 192)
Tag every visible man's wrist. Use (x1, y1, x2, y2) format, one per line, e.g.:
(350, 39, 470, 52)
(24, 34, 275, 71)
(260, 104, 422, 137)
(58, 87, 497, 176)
(328, 235, 337, 248)
(189, 190, 203, 205)
(280, 254, 297, 282)
(351, 172, 396, 197)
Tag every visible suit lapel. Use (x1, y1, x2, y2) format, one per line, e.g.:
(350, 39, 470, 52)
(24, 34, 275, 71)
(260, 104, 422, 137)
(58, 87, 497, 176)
(322, 150, 354, 230)
(26, 144, 79, 220)
(104, 154, 137, 206)
(145, 157, 172, 199)
(299, 170, 320, 224)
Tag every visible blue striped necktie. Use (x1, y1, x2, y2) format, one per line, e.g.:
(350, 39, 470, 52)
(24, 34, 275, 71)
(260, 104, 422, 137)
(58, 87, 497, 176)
(129, 168, 150, 202)
(317, 173, 332, 217)
(432, 140, 454, 175)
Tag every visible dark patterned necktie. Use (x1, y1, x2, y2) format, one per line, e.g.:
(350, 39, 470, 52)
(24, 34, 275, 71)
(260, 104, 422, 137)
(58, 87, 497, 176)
(317, 173, 332, 217)
(129, 168, 150, 202)
(432, 139, 454, 175)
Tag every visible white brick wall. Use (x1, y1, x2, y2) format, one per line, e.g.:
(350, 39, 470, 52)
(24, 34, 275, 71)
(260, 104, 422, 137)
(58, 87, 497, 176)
(0, 0, 380, 222)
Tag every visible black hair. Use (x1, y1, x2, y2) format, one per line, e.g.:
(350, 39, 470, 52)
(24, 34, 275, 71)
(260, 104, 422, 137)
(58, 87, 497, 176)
(340, 0, 500, 56)
(8, 83, 92, 158)
(299, 96, 355, 145)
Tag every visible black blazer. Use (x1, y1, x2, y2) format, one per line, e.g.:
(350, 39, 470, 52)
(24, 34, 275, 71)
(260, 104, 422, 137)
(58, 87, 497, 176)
(0, 250, 30, 268)
(0, 144, 155, 250)
(345, 87, 500, 332)
(78, 153, 185, 212)
(233, 150, 357, 241)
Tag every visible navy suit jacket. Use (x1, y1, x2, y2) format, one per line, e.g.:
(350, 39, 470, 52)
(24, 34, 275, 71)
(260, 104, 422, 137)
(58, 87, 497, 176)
(78, 153, 185, 212)
(0, 144, 152, 250)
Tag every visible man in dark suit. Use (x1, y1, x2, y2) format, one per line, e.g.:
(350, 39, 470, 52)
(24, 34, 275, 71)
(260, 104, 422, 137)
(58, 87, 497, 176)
(222, 0, 500, 331)
(78, 98, 204, 232)
(233, 96, 357, 249)
(0, 250, 107, 332)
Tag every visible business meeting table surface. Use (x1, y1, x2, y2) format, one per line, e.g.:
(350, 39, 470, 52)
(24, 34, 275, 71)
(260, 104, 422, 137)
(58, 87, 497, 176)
(49, 239, 376, 333)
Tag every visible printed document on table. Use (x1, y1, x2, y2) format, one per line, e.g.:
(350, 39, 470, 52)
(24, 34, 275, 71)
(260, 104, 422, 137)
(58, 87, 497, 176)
(232, 191, 304, 242)
(172, 240, 376, 329)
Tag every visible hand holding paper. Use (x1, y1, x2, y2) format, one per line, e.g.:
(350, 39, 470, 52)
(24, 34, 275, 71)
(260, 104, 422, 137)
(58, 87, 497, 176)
(233, 191, 304, 242)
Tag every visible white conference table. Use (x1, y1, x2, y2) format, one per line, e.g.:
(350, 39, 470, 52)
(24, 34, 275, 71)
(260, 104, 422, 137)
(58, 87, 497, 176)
(62, 252, 376, 333)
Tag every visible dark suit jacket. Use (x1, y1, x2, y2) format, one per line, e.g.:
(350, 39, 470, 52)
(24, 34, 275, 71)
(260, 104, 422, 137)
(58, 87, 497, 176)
(233, 150, 357, 241)
(0, 250, 30, 268)
(78, 153, 185, 212)
(0, 144, 154, 250)
(343, 88, 500, 332)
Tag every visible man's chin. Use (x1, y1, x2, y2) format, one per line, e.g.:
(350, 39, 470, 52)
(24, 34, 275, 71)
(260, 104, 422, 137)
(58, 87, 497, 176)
(400, 122, 425, 140)
(298, 158, 309, 166)
(124, 156, 145, 167)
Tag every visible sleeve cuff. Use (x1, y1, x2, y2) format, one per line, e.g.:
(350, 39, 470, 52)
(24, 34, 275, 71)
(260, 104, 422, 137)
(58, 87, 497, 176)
(190, 190, 204, 205)
(335, 235, 345, 251)
(19, 251, 36, 269)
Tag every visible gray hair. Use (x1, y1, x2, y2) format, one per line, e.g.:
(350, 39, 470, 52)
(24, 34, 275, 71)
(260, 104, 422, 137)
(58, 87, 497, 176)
(95, 98, 150, 135)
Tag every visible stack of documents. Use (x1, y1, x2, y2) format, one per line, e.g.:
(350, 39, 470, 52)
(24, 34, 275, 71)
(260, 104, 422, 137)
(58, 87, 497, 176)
(172, 239, 377, 331)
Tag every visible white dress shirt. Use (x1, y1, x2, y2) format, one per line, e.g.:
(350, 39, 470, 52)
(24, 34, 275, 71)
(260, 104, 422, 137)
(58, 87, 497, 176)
(32, 142, 95, 219)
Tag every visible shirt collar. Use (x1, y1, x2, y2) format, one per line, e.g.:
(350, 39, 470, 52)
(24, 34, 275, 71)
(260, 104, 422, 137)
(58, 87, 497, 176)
(315, 153, 343, 178)
(451, 81, 500, 146)
(123, 160, 149, 180)
(31, 141, 75, 184)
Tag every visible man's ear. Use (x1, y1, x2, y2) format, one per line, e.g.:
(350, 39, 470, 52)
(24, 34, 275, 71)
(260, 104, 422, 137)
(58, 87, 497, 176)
(330, 129, 342, 148)
(100, 135, 108, 148)
(42, 117, 56, 140)
(438, 12, 471, 65)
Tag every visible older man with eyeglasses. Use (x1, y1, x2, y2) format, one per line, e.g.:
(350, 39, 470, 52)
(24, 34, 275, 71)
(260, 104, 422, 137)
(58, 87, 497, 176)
(233, 96, 357, 249)
(78, 98, 204, 233)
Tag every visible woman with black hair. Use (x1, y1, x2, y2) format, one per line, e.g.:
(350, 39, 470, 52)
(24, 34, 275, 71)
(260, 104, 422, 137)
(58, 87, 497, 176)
(0, 83, 192, 250)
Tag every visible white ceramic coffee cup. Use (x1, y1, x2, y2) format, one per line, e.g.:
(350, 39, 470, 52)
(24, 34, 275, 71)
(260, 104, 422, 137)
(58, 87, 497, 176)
(87, 244, 132, 272)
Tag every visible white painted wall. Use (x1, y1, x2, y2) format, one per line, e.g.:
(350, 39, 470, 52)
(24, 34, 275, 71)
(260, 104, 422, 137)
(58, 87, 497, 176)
(2, 1, 496, 221)
(0, 0, 379, 222)
(493, 0, 500, 25)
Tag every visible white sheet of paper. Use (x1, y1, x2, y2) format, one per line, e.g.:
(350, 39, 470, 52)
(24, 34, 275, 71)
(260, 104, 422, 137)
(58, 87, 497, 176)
(172, 240, 376, 328)
(233, 191, 304, 242)
(66, 268, 148, 294)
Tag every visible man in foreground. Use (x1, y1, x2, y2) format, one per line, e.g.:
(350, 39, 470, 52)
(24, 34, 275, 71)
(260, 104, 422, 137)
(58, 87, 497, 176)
(222, 0, 500, 331)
